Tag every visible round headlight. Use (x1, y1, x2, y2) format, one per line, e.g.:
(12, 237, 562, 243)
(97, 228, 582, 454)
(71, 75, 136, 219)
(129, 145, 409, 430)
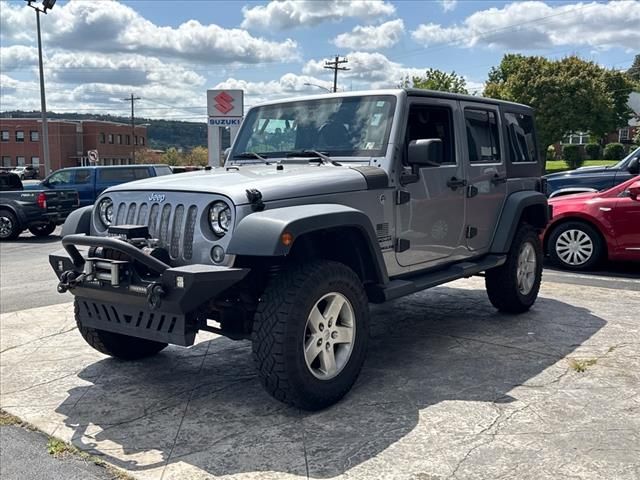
(98, 197, 113, 227)
(208, 201, 231, 237)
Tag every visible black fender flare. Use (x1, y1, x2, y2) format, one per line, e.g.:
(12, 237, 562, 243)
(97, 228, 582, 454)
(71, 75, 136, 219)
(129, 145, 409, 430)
(61, 205, 92, 236)
(227, 204, 388, 284)
(490, 191, 549, 253)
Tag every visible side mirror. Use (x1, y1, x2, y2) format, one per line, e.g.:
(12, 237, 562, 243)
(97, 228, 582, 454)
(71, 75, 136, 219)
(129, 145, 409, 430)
(628, 157, 639, 175)
(408, 138, 443, 167)
(628, 181, 640, 201)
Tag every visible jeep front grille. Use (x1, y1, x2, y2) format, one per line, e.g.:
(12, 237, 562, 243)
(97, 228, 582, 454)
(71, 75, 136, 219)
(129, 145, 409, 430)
(113, 201, 198, 261)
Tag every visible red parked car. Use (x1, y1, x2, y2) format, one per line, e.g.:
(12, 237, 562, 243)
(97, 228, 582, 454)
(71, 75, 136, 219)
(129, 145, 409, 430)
(543, 175, 640, 270)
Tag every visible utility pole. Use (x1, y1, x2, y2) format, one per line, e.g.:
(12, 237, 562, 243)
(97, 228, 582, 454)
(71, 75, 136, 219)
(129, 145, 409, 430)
(123, 94, 141, 163)
(323, 56, 349, 93)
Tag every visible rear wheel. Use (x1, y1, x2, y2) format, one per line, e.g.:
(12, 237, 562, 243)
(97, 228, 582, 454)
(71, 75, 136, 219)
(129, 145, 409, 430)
(28, 222, 56, 237)
(74, 300, 167, 360)
(0, 210, 20, 240)
(485, 224, 543, 313)
(548, 221, 603, 271)
(252, 260, 369, 410)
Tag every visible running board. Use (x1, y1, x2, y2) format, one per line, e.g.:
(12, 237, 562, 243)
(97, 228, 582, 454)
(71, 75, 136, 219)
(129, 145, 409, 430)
(368, 254, 506, 303)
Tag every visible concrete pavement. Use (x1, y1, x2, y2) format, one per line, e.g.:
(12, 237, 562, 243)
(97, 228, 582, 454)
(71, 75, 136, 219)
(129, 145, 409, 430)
(1, 277, 639, 480)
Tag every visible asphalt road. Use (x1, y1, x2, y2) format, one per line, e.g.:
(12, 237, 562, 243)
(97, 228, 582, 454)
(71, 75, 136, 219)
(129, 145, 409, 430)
(1, 228, 638, 314)
(0, 227, 72, 314)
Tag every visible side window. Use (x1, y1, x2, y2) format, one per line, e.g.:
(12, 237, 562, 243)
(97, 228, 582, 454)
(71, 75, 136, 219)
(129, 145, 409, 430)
(134, 168, 152, 179)
(504, 112, 537, 163)
(98, 168, 140, 182)
(75, 169, 92, 184)
(48, 170, 74, 185)
(464, 109, 501, 163)
(406, 105, 455, 165)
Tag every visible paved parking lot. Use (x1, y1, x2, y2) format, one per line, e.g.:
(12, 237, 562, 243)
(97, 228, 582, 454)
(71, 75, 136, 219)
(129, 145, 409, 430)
(1, 276, 639, 480)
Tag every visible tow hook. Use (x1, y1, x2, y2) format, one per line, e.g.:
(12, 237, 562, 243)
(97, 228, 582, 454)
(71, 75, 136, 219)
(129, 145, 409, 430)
(146, 282, 165, 310)
(57, 270, 86, 293)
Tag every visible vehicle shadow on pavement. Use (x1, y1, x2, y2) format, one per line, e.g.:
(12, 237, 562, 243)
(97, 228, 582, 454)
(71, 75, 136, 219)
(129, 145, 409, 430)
(4, 234, 62, 244)
(54, 286, 605, 479)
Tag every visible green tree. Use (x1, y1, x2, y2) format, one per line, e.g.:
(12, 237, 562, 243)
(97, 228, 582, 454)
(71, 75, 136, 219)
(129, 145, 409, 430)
(185, 146, 208, 166)
(485, 54, 635, 151)
(628, 54, 640, 83)
(162, 147, 183, 166)
(400, 68, 468, 94)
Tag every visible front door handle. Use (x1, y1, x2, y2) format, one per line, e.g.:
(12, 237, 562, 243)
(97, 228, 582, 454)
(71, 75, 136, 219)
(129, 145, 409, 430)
(447, 176, 467, 190)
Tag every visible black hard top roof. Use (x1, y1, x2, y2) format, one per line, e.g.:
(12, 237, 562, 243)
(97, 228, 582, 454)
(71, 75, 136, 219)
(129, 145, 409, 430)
(405, 88, 533, 111)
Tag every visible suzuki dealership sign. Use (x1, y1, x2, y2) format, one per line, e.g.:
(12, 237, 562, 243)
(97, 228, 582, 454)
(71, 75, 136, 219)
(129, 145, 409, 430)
(207, 89, 244, 166)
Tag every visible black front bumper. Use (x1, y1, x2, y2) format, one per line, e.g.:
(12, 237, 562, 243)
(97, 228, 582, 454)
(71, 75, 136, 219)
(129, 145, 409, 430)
(50, 234, 249, 346)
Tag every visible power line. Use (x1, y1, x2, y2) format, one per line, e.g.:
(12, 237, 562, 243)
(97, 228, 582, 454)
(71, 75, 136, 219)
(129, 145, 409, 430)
(324, 56, 349, 93)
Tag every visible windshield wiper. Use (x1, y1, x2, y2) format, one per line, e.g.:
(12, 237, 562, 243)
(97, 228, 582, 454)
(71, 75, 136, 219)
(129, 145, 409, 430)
(285, 150, 335, 165)
(232, 152, 268, 161)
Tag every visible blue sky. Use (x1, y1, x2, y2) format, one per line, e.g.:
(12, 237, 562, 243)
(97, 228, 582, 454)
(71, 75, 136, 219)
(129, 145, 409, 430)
(1, 0, 638, 120)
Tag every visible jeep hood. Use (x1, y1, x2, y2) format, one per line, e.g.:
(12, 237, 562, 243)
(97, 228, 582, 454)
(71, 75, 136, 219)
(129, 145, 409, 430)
(105, 164, 374, 205)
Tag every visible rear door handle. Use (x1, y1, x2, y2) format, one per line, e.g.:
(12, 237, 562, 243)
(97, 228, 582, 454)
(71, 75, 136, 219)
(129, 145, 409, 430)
(491, 174, 507, 185)
(447, 177, 467, 190)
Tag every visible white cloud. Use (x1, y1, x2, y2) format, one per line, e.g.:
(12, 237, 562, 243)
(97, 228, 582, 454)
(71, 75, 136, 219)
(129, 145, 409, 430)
(0, 45, 39, 72)
(0, 1, 33, 41)
(241, 0, 395, 30)
(412, 0, 640, 50)
(333, 20, 404, 50)
(303, 51, 426, 88)
(440, 0, 458, 13)
(1, 0, 299, 64)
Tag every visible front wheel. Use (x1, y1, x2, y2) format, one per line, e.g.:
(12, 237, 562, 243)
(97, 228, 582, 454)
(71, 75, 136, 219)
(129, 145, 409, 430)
(548, 221, 603, 271)
(485, 224, 543, 313)
(252, 261, 369, 410)
(28, 222, 56, 237)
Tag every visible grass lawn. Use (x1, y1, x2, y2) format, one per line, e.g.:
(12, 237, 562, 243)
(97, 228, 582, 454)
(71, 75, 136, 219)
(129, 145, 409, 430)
(545, 159, 618, 174)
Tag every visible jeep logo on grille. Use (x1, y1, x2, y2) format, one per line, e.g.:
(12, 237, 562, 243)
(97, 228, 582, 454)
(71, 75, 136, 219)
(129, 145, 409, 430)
(148, 193, 166, 203)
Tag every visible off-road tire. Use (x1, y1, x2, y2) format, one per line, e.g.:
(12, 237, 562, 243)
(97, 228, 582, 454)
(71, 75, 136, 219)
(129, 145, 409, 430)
(0, 210, 20, 240)
(28, 222, 56, 237)
(252, 261, 369, 410)
(547, 221, 603, 271)
(74, 299, 168, 360)
(485, 224, 542, 314)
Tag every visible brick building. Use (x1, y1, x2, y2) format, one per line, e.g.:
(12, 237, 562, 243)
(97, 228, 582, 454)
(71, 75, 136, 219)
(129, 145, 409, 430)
(0, 118, 148, 178)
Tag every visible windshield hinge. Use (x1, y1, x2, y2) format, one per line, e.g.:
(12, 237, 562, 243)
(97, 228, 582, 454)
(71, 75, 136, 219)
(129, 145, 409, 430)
(396, 190, 410, 205)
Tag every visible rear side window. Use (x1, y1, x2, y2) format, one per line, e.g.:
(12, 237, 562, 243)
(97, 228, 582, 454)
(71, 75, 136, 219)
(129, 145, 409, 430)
(98, 167, 151, 182)
(464, 109, 501, 163)
(0, 174, 22, 190)
(153, 166, 172, 176)
(504, 112, 537, 163)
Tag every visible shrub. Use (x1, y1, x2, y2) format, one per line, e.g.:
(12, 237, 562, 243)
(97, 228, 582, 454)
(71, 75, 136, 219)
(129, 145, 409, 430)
(546, 145, 556, 161)
(603, 143, 625, 160)
(584, 143, 601, 160)
(562, 145, 584, 169)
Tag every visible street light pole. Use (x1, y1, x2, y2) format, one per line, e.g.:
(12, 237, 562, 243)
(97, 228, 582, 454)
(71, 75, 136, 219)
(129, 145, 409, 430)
(31, 3, 51, 176)
(303, 82, 331, 93)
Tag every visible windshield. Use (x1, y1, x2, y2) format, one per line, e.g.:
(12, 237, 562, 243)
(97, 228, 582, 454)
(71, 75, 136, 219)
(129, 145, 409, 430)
(614, 146, 640, 169)
(231, 95, 396, 160)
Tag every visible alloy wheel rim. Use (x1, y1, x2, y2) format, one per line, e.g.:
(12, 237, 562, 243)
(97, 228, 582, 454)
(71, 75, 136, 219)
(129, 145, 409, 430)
(303, 292, 356, 380)
(0, 216, 13, 238)
(555, 229, 593, 266)
(517, 242, 537, 295)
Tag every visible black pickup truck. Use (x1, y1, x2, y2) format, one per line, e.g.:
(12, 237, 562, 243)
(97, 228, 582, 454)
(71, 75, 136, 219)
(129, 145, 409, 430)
(0, 172, 78, 240)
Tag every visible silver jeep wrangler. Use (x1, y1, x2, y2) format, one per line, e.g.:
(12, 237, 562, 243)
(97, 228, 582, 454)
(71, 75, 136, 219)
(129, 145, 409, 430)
(51, 89, 549, 410)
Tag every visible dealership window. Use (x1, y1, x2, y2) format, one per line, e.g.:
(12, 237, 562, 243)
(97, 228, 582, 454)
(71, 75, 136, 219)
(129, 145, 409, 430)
(619, 127, 630, 142)
(140, 136, 145, 146)
(125, 135, 130, 145)
(16, 131, 25, 142)
(2, 156, 10, 167)
(31, 156, 40, 167)
(116, 134, 122, 144)
(30, 130, 39, 141)
(108, 134, 114, 144)
(17, 156, 25, 166)
(99, 132, 106, 144)
(134, 135, 138, 145)
(1, 131, 9, 142)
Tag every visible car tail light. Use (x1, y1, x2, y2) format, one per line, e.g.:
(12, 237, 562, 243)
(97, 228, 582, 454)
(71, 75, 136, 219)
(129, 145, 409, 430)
(37, 192, 47, 209)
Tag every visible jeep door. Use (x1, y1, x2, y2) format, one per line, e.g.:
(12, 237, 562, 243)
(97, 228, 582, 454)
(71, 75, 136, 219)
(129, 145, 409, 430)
(460, 102, 508, 252)
(395, 98, 467, 268)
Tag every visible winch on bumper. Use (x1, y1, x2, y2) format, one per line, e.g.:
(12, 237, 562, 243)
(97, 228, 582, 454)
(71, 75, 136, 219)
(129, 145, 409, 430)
(50, 225, 248, 347)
